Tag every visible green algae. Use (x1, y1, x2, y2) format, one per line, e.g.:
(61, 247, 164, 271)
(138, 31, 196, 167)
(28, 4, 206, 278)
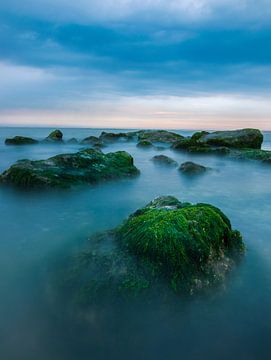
(0, 149, 140, 189)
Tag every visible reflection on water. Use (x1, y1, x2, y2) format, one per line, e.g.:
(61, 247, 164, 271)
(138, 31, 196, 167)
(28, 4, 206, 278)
(0, 127, 271, 359)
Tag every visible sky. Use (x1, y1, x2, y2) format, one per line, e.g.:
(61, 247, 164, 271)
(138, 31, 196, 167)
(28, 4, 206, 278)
(1, 0, 271, 129)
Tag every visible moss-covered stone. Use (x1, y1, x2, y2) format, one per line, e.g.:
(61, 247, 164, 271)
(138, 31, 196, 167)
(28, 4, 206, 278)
(0, 149, 140, 188)
(199, 128, 263, 149)
(171, 128, 271, 163)
(5, 136, 38, 145)
(61, 196, 244, 304)
(151, 155, 178, 166)
(99, 131, 136, 142)
(117, 196, 244, 292)
(138, 130, 184, 143)
(137, 140, 153, 148)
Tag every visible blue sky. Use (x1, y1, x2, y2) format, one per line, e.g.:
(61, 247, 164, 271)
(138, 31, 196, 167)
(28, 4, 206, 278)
(1, 0, 271, 129)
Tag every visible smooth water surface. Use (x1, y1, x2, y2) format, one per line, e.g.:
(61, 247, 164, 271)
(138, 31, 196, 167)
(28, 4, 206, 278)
(0, 127, 271, 360)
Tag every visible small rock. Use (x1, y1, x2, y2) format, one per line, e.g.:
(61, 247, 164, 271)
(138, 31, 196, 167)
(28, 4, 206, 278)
(151, 155, 178, 166)
(179, 161, 208, 174)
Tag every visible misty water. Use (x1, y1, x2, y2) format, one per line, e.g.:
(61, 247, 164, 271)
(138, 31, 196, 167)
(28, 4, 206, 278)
(1, 127, 271, 360)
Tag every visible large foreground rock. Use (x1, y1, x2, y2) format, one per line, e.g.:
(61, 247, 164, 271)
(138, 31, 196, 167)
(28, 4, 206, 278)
(5, 136, 38, 145)
(0, 149, 139, 188)
(61, 196, 244, 304)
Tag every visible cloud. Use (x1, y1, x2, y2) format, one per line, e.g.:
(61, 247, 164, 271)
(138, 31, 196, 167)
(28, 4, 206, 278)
(1, 1, 271, 128)
(1, 0, 271, 27)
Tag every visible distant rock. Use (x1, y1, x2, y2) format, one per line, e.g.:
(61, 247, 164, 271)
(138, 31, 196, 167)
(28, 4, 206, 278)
(99, 131, 135, 142)
(5, 136, 38, 145)
(43, 129, 63, 143)
(67, 138, 78, 144)
(0, 149, 140, 188)
(199, 128, 263, 149)
(179, 161, 208, 174)
(151, 155, 178, 166)
(138, 130, 184, 144)
(137, 140, 153, 148)
(81, 136, 104, 147)
(171, 128, 267, 162)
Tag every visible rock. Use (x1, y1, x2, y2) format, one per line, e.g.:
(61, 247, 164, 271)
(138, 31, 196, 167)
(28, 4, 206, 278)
(43, 129, 63, 143)
(117, 196, 244, 292)
(179, 161, 208, 174)
(151, 155, 178, 166)
(199, 128, 263, 149)
(138, 130, 184, 144)
(67, 138, 78, 144)
(0, 149, 140, 188)
(137, 140, 153, 148)
(5, 136, 38, 145)
(99, 131, 136, 142)
(81, 136, 104, 147)
(64, 196, 244, 303)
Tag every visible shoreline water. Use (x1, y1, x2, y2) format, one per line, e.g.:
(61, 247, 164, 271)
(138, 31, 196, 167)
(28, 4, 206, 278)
(0, 127, 271, 359)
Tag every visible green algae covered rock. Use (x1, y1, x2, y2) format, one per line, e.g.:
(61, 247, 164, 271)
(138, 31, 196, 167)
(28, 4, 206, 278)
(0, 149, 140, 188)
(5, 136, 38, 145)
(199, 128, 263, 149)
(62, 196, 244, 304)
(138, 130, 184, 144)
(99, 131, 136, 142)
(137, 140, 153, 148)
(116, 196, 244, 292)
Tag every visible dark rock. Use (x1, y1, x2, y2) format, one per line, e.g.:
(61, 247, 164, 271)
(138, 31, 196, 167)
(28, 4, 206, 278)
(137, 140, 153, 148)
(5, 136, 38, 145)
(179, 161, 208, 174)
(81, 136, 104, 147)
(99, 131, 136, 142)
(67, 138, 78, 144)
(0, 149, 140, 188)
(63, 196, 244, 303)
(44, 129, 63, 143)
(151, 155, 178, 166)
(138, 130, 184, 144)
(199, 128, 263, 149)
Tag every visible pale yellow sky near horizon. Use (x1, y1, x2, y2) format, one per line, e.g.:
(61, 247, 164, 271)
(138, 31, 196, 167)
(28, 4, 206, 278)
(1, 94, 271, 130)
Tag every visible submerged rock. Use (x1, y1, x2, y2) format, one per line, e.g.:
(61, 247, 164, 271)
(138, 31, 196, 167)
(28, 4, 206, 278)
(151, 155, 178, 166)
(179, 161, 208, 174)
(67, 138, 78, 144)
(99, 131, 136, 142)
(81, 136, 104, 147)
(137, 140, 153, 148)
(61, 196, 244, 304)
(5, 136, 38, 145)
(0, 149, 140, 188)
(43, 129, 63, 143)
